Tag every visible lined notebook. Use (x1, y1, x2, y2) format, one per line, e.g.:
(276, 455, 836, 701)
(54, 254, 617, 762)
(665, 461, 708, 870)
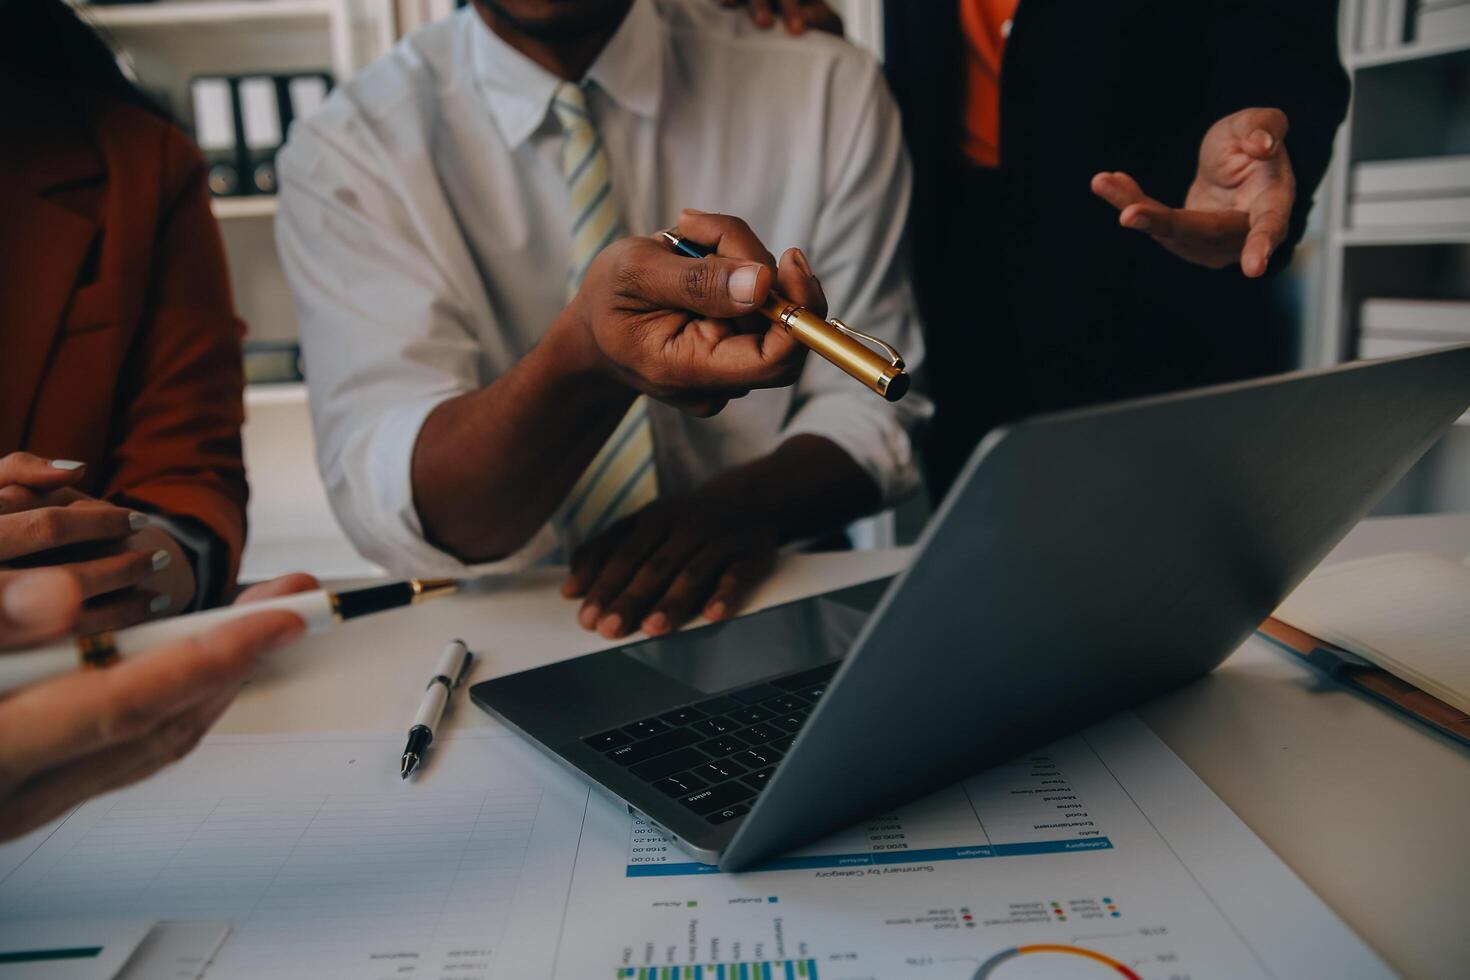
(1272, 552, 1470, 716)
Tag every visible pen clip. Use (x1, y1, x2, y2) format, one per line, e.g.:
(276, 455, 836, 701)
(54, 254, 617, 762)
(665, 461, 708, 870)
(452, 648, 474, 689)
(827, 318, 905, 371)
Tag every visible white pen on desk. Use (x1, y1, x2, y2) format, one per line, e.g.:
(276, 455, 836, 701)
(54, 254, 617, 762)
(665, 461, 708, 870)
(401, 639, 475, 779)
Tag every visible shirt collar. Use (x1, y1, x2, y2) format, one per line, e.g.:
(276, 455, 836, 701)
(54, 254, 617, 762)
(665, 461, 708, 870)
(469, 0, 665, 149)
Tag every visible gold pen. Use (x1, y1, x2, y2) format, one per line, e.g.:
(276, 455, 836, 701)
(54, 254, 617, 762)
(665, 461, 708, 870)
(660, 230, 910, 402)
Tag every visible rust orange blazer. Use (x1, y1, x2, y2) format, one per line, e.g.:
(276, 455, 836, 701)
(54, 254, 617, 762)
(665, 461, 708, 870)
(0, 91, 248, 585)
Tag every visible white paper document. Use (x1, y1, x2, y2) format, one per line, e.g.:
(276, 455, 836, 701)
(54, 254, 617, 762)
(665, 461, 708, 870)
(0, 719, 1387, 979)
(0, 919, 154, 979)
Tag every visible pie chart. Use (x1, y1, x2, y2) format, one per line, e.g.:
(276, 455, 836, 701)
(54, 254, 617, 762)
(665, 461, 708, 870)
(972, 944, 1143, 979)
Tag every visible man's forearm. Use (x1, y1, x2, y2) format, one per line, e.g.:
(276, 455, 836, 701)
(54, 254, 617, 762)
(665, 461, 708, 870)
(411, 313, 635, 562)
(696, 434, 882, 544)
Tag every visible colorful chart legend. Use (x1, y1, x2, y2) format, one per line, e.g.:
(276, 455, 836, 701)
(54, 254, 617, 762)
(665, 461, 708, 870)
(616, 960, 819, 979)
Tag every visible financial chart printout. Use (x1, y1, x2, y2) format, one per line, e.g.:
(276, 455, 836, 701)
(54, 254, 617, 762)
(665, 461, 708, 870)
(0, 717, 1388, 979)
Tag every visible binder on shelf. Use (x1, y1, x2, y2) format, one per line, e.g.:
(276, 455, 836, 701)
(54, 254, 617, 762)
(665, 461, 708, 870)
(238, 76, 283, 195)
(1358, 335, 1459, 359)
(1360, 298, 1470, 338)
(1351, 155, 1470, 199)
(1347, 195, 1470, 227)
(1387, 0, 1410, 46)
(1416, 0, 1470, 41)
(1359, 0, 1387, 51)
(190, 76, 241, 198)
(285, 73, 331, 127)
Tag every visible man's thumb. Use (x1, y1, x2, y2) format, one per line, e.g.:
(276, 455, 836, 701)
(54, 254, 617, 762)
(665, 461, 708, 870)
(649, 252, 773, 319)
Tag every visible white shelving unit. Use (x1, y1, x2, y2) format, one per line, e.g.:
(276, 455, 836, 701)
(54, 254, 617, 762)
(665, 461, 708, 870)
(1320, 1, 1470, 512)
(211, 196, 279, 220)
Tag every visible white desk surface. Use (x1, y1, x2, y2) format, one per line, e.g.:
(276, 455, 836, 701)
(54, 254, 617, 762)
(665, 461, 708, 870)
(216, 514, 1470, 980)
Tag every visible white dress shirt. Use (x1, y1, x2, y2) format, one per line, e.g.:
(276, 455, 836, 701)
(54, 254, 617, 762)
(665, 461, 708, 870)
(276, 0, 928, 577)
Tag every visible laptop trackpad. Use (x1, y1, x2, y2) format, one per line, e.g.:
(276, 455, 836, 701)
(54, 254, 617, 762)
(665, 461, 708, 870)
(618, 583, 877, 694)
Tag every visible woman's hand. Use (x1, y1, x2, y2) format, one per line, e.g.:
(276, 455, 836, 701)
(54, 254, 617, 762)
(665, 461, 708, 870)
(0, 452, 196, 628)
(0, 569, 317, 842)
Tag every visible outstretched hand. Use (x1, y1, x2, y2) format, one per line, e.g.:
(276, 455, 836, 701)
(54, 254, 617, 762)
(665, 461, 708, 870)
(1091, 107, 1295, 278)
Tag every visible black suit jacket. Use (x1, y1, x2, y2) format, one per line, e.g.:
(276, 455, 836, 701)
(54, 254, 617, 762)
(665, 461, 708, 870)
(886, 0, 1350, 492)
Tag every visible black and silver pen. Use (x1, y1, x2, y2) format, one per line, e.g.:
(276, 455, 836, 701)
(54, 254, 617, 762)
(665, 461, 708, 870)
(401, 639, 475, 779)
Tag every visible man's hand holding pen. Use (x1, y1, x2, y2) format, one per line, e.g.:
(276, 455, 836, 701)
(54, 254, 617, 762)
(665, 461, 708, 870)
(560, 209, 820, 418)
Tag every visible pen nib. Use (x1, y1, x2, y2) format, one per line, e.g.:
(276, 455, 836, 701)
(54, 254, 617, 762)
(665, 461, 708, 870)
(400, 754, 418, 780)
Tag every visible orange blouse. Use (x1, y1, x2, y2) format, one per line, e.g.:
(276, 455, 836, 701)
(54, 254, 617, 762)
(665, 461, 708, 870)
(959, 0, 1021, 168)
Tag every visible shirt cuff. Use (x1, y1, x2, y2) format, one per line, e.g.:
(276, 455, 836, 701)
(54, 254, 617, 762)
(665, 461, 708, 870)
(781, 392, 931, 505)
(330, 394, 563, 578)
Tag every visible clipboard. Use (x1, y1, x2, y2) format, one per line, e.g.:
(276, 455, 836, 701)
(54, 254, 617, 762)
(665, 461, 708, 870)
(1258, 617, 1470, 748)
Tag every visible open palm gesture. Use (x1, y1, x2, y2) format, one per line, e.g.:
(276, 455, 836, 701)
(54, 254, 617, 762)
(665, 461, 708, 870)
(1092, 108, 1295, 278)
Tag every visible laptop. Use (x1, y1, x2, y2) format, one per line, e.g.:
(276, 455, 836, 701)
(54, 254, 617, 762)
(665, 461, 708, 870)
(471, 346, 1470, 872)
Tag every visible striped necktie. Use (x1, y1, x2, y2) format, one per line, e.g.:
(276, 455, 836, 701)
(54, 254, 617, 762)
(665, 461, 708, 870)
(553, 81, 658, 550)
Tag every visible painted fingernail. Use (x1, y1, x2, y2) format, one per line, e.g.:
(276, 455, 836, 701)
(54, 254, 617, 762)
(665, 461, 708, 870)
(49, 459, 85, 471)
(579, 603, 601, 630)
(151, 549, 172, 572)
(128, 512, 148, 532)
(149, 595, 173, 615)
(729, 265, 761, 305)
(706, 601, 729, 621)
(644, 612, 670, 634)
(598, 613, 624, 638)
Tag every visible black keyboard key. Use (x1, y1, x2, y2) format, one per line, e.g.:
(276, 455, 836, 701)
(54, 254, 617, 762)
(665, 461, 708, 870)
(761, 693, 808, 714)
(606, 727, 699, 765)
(734, 747, 782, 769)
(729, 684, 785, 705)
(773, 662, 839, 692)
(681, 781, 754, 814)
(743, 767, 775, 790)
(653, 772, 707, 797)
(623, 718, 672, 739)
(695, 759, 746, 783)
(769, 735, 796, 752)
(630, 747, 710, 782)
(699, 735, 747, 757)
(696, 696, 742, 715)
(658, 706, 705, 726)
(738, 723, 782, 744)
(582, 729, 631, 751)
(773, 713, 806, 733)
(797, 685, 827, 702)
(728, 705, 773, 725)
(691, 716, 737, 737)
(707, 803, 750, 825)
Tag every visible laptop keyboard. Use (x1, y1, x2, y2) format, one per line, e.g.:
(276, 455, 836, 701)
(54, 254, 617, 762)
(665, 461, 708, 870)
(580, 662, 838, 826)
